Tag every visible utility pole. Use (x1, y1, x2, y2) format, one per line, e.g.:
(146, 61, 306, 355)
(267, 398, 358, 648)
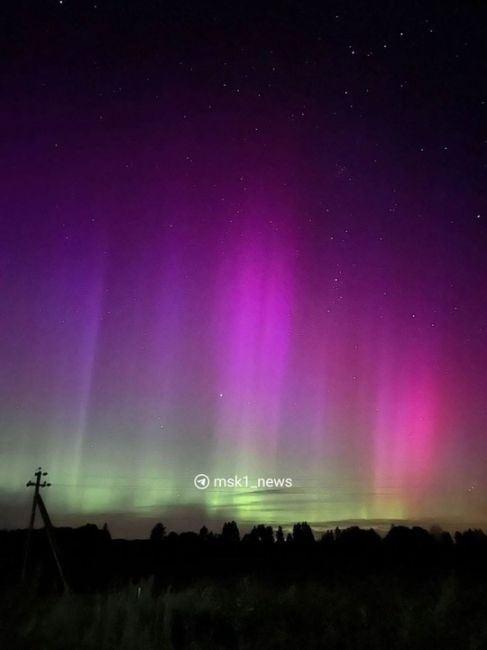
(21, 467, 67, 590)
(22, 467, 49, 582)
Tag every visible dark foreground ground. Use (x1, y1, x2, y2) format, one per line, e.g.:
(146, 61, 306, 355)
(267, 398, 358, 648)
(2, 574, 487, 650)
(2, 524, 487, 649)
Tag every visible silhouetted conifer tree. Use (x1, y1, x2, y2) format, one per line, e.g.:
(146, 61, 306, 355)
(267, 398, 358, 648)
(150, 522, 166, 541)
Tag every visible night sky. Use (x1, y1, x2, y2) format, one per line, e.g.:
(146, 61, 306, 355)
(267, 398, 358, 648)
(1, 1, 486, 537)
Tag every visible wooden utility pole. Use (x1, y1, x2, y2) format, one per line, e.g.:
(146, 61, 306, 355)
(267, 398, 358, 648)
(22, 467, 49, 581)
(21, 467, 67, 590)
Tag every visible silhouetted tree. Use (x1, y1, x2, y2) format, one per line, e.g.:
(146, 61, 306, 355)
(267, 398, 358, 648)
(292, 522, 315, 545)
(150, 522, 166, 542)
(247, 524, 274, 544)
(101, 522, 111, 541)
(276, 526, 285, 544)
(221, 521, 240, 544)
(440, 531, 453, 547)
(320, 530, 334, 547)
(199, 525, 208, 539)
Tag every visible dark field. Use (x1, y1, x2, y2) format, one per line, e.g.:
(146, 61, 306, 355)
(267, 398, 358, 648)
(3, 574, 487, 650)
(2, 524, 487, 649)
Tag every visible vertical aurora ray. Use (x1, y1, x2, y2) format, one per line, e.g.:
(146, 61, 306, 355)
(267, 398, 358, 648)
(372, 346, 439, 519)
(209, 215, 294, 517)
(37, 240, 107, 515)
(63, 264, 105, 491)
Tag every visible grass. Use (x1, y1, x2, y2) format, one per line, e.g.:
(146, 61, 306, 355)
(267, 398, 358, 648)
(2, 574, 487, 649)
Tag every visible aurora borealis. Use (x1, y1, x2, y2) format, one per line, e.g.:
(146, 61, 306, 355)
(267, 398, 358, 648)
(1, 1, 485, 537)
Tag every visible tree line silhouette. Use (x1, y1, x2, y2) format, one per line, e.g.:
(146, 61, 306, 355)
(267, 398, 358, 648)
(2, 521, 487, 593)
